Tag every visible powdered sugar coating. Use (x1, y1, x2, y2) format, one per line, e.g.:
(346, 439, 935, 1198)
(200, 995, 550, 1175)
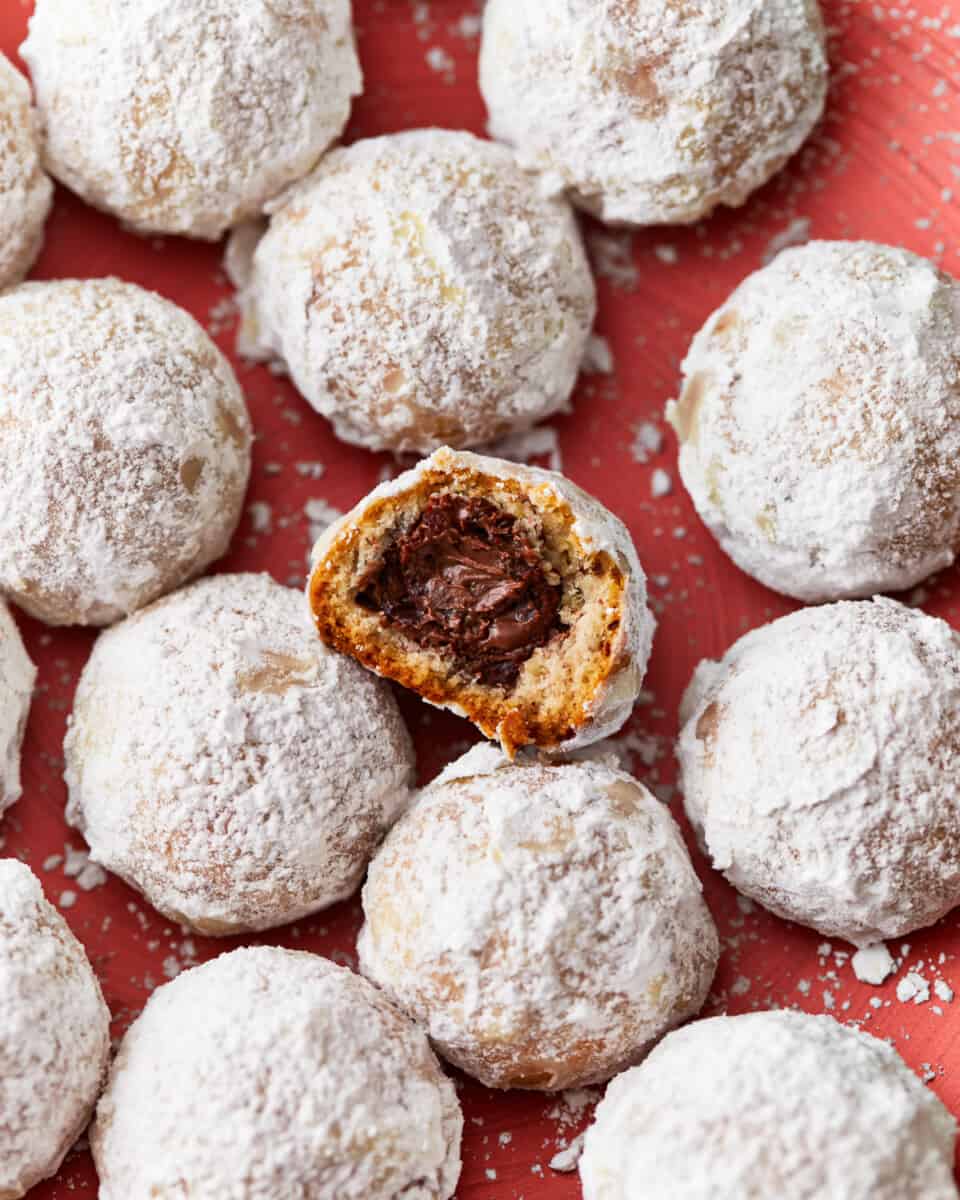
(311, 447, 655, 751)
(65, 573, 414, 935)
(678, 598, 960, 946)
(359, 742, 717, 1090)
(21, 0, 361, 240)
(479, 0, 828, 227)
(92, 947, 462, 1200)
(668, 241, 960, 601)
(580, 1010, 958, 1200)
(0, 603, 34, 817)
(231, 129, 596, 453)
(0, 53, 52, 289)
(0, 860, 111, 1200)
(0, 279, 251, 626)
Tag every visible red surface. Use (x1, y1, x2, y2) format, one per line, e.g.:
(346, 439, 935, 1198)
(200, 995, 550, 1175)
(3, 1, 960, 1195)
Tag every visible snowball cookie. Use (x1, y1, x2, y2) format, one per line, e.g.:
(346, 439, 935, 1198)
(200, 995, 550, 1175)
(64, 573, 414, 935)
(581, 1009, 958, 1200)
(0, 54, 52, 289)
(0, 860, 111, 1200)
(230, 128, 596, 453)
(0, 603, 35, 818)
(92, 947, 462, 1200)
(669, 241, 960, 602)
(0, 279, 251, 626)
(677, 598, 960, 946)
(359, 742, 718, 1090)
(21, 0, 361, 240)
(309, 447, 654, 756)
(479, 0, 828, 227)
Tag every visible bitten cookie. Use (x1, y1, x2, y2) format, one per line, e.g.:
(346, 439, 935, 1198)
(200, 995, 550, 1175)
(0, 860, 111, 1200)
(678, 598, 960, 946)
(580, 1010, 959, 1200)
(308, 448, 654, 756)
(22, 0, 361, 239)
(359, 743, 718, 1090)
(669, 241, 960, 601)
(0, 603, 35, 818)
(480, 0, 828, 226)
(229, 129, 596, 453)
(92, 947, 463, 1200)
(0, 278, 251, 626)
(65, 573, 415, 935)
(0, 53, 52, 289)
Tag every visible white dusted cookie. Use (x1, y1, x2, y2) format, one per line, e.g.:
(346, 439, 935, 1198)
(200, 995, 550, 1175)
(0, 860, 111, 1200)
(0, 53, 52, 289)
(359, 743, 718, 1090)
(230, 129, 596, 453)
(580, 1011, 959, 1200)
(669, 241, 960, 601)
(308, 448, 654, 756)
(678, 598, 960, 946)
(65, 573, 414, 935)
(0, 278, 251, 626)
(0, 603, 34, 817)
(479, 0, 828, 227)
(92, 947, 462, 1200)
(21, 0, 361, 239)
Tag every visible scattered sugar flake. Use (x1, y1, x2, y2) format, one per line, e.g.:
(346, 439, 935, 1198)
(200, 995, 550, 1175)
(653, 244, 678, 264)
(304, 498, 344, 552)
(934, 979, 954, 1003)
(549, 1132, 586, 1173)
(630, 421, 663, 464)
(295, 461, 326, 480)
(797, 979, 811, 995)
(651, 468, 672, 498)
(896, 971, 930, 1005)
(587, 227, 639, 291)
(247, 501, 273, 535)
(582, 334, 614, 375)
(454, 13, 481, 37)
(869, 996, 883, 1009)
(851, 943, 896, 985)
(817, 942, 832, 958)
(162, 956, 182, 980)
(62, 844, 106, 890)
(42, 854, 62, 872)
(206, 294, 237, 337)
(762, 217, 812, 265)
(485, 1168, 498, 1181)
(617, 729, 665, 767)
(546, 1087, 600, 1130)
(822, 990, 835, 1010)
(59, 890, 77, 909)
(425, 45, 455, 79)
(731, 975, 751, 996)
(486, 427, 562, 472)
(498, 1131, 512, 1146)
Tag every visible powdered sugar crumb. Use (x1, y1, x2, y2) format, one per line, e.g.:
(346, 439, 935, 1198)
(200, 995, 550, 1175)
(852, 943, 896, 986)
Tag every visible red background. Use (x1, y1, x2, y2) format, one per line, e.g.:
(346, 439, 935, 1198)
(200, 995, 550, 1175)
(3, 0, 960, 1195)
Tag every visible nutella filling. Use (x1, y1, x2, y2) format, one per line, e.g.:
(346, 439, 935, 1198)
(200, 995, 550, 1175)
(356, 492, 563, 688)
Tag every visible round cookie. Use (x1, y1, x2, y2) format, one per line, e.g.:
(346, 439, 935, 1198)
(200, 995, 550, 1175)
(668, 241, 960, 601)
(678, 598, 960, 946)
(21, 0, 361, 240)
(0, 860, 111, 1200)
(0, 603, 35, 818)
(479, 0, 828, 227)
(0, 53, 52, 289)
(230, 129, 596, 453)
(308, 448, 655, 756)
(579, 1010, 959, 1200)
(359, 743, 718, 1090)
(0, 278, 251, 626)
(92, 947, 462, 1200)
(65, 573, 415, 935)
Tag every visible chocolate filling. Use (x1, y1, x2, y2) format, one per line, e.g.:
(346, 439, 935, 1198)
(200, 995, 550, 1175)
(356, 493, 563, 688)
